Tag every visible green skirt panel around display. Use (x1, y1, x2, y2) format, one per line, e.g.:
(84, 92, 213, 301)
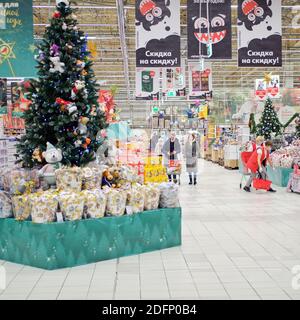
(0, 208, 182, 270)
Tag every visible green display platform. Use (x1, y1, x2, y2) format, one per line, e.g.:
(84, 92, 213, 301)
(0, 208, 181, 270)
(267, 166, 293, 187)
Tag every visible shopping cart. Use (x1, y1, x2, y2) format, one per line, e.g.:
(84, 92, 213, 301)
(239, 151, 252, 189)
(167, 160, 182, 185)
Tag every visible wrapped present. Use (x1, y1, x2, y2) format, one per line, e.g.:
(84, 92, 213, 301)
(12, 194, 33, 220)
(143, 184, 160, 211)
(158, 182, 179, 208)
(0, 191, 13, 218)
(105, 188, 127, 216)
(30, 190, 58, 223)
(82, 189, 107, 219)
(55, 167, 83, 192)
(82, 167, 103, 190)
(127, 184, 145, 214)
(1, 168, 40, 195)
(58, 191, 85, 221)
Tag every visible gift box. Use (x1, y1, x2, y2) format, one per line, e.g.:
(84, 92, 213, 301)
(127, 184, 145, 214)
(1, 168, 40, 195)
(82, 167, 103, 190)
(58, 191, 85, 221)
(55, 167, 83, 192)
(30, 191, 58, 223)
(143, 184, 160, 210)
(105, 188, 127, 216)
(82, 189, 107, 219)
(12, 194, 33, 220)
(0, 191, 13, 218)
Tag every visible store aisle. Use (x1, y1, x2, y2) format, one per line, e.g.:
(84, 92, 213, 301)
(0, 160, 300, 300)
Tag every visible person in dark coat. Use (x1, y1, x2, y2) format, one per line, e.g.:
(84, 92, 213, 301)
(162, 132, 181, 183)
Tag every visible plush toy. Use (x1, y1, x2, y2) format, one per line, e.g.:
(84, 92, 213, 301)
(76, 60, 85, 69)
(67, 103, 78, 119)
(49, 56, 65, 73)
(56, 0, 69, 6)
(50, 44, 60, 56)
(39, 142, 63, 189)
(111, 167, 122, 188)
(102, 168, 114, 188)
(71, 80, 85, 99)
(32, 148, 43, 163)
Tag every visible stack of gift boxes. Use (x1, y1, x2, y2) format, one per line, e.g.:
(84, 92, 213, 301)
(0, 166, 178, 223)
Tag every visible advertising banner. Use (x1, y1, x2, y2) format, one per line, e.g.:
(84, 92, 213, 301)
(136, 67, 160, 100)
(0, 1, 35, 77)
(136, 0, 181, 68)
(162, 62, 186, 98)
(238, 0, 282, 67)
(188, 62, 212, 100)
(255, 75, 280, 100)
(187, 0, 232, 60)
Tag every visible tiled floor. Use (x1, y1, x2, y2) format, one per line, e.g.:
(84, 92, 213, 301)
(1, 159, 300, 300)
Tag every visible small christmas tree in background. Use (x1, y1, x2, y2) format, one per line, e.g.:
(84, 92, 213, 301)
(16, 0, 107, 168)
(256, 97, 282, 140)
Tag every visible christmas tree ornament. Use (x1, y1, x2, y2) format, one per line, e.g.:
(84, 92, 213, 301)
(76, 59, 85, 69)
(50, 44, 60, 56)
(81, 69, 88, 76)
(71, 80, 85, 99)
(62, 22, 67, 31)
(74, 140, 82, 148)
(71, 13, 77, 19)
(85, 138, 91, 145)
(49, 56, 65, 73)
(53, 11, 61, 19)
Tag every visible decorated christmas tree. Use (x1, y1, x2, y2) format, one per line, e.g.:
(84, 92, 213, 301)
(16, 0, 107, 168)
(256, 97, 282, 140)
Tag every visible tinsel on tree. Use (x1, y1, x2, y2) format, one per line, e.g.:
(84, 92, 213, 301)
(256, 97, 282, 140)
(16, 0, 107, 168)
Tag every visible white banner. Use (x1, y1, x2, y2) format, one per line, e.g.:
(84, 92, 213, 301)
(162, 61, 186, 98)
(135, 67, 160, 100)
(188, 62, 212, 100)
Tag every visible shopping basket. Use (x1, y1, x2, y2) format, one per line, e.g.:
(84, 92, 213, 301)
(253, 172, 272, 191)
(167, 160, 181, 185)
(239, 151, 252, 189)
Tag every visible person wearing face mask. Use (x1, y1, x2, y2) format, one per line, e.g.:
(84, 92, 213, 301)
(244, 140, 276, 192)
(162, 132, 181, 183)
(185, 133, 199, 185)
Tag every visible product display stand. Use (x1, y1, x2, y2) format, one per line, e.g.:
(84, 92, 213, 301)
(267, 166, 293, 187)
(0, 208, 181, 270)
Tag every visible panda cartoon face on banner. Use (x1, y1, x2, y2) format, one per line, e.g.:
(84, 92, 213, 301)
(136, 0, 171, 31)
(187, 0, 232, 60)
(238, 0, 273, 31)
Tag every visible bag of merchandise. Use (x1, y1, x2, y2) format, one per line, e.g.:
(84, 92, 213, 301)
(55, 167, 83, 192)
(2, 168, 40, 195)
(82, 167, 103, 190)
(0, 191, 13, 218)
(127, 184, 145, 214)
(158, 182, 179, 208)
(105, 188, 127, 216)
(30, 190, 59, 223)
(12, 194, 33, 220)
(143, 184, 160, 211)
(82, 189, 107, 218)
(58, 191, 85, 221)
